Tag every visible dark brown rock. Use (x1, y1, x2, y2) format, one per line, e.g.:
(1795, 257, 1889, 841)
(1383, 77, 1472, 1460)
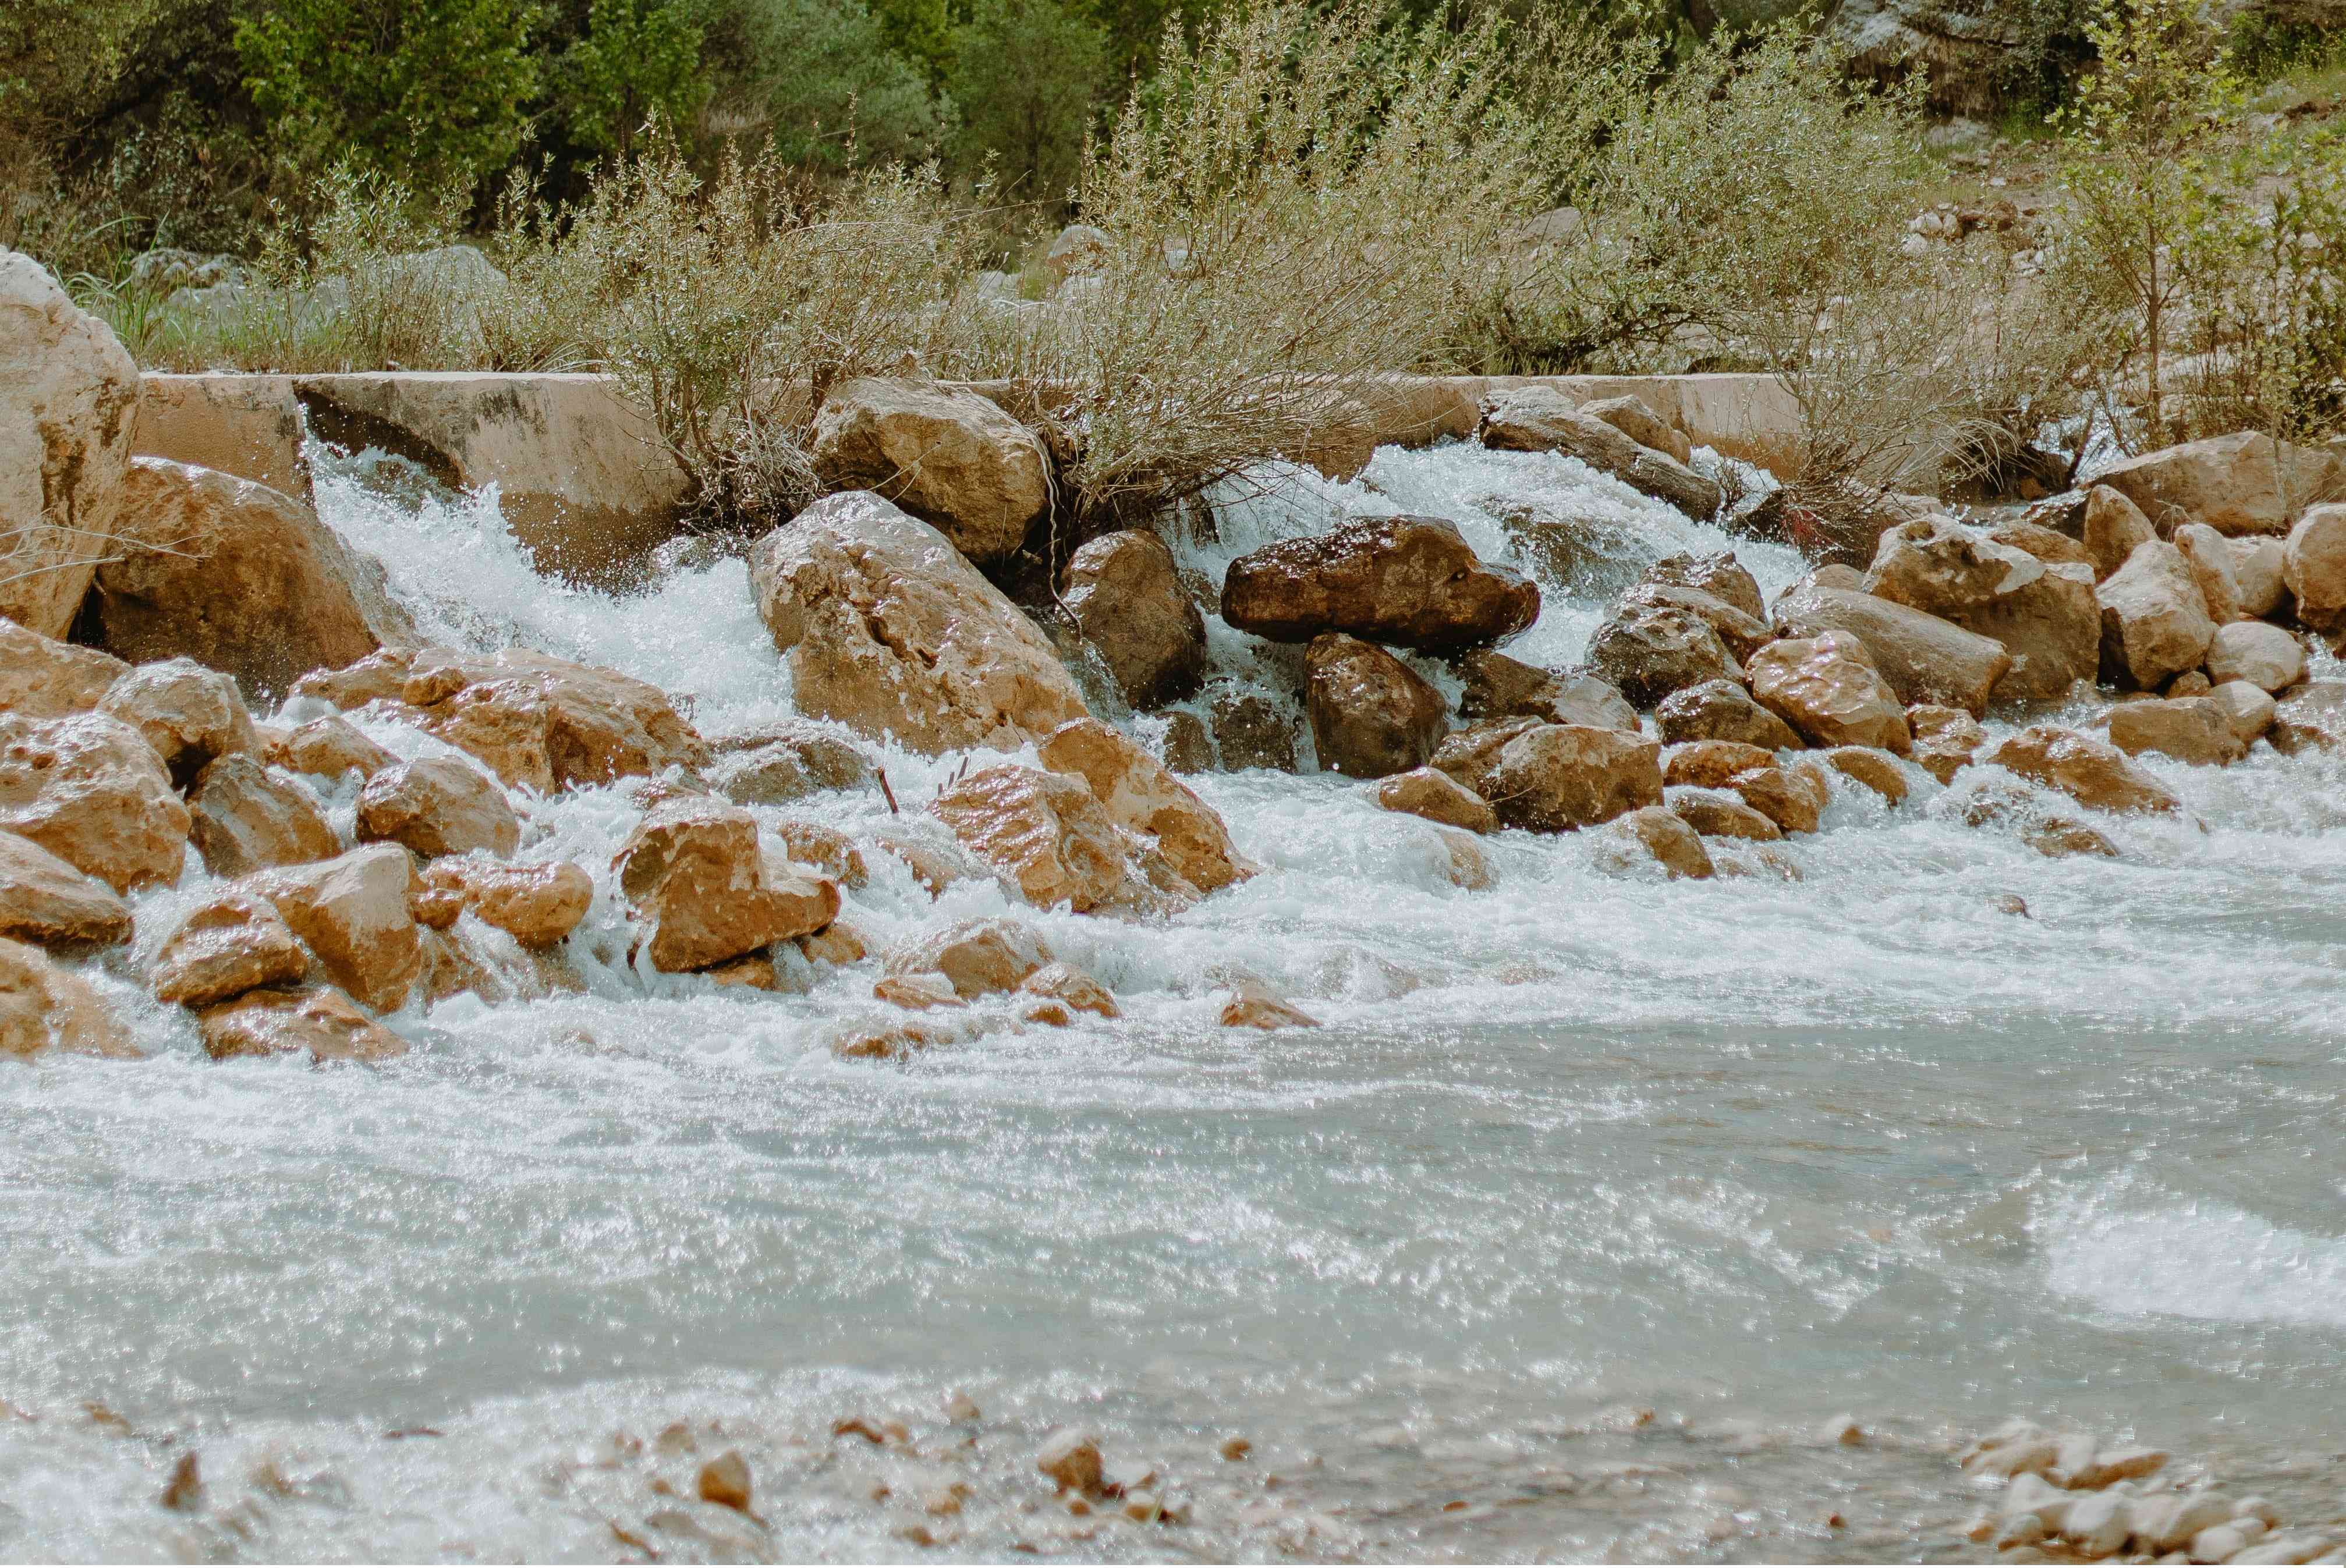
(1484, 723, 1663, 832)
(1304, 634, 1447, 778)
(1210, 693, 1296, 772)
(1654, 680, 1802, 750)
(1222, 516, 1539, 653)
(1062, 529, 1206, 706)
(1586, 601, 1742, 709)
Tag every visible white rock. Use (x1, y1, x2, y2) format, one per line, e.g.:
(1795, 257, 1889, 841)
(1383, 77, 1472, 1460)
(2196, 1524, 2252, 1562)
(2065, 1490, 2132, 1558)
(2205, 623, 2306, 693)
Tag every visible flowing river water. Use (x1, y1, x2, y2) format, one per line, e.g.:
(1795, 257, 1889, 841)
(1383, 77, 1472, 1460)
(3, 438, 2344, 1562)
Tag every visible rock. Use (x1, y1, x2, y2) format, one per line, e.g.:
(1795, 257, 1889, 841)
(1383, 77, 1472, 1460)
(931, 764, 1163, 914)
(1433, 826, 1494, 889)
(1580, 396, 1693, 465)
(796, 918, 867, 967)
(266, 715, 395, 781)
(1160, 711, 1212, 772)
(2064, 1491, 2131, 1558)
(1220, 516, 1539, 653)
(2209, 679, 2277, 744)
(0, 251, 141, 639)
(1747, 633, 1910, 753)
(1219, 980, 1320, 1030)
(1061, 530, 1206, 705)
(92, 459, 415, 698)
(2108, 698, 2245, 766)
(1597, 804, 1714, 879)
(1037, 718, 1250, 893)
(1987, 521, 2093, 569)
(2168, 669, 2213, 697)
(768, 821, 866, 888)
(1484, 723, 1662, 832)
(1863, 517, 2099, 701)
(1430, 716, 1544, 799)
(1479, 387, 1724, 519)
(1375, 767, 1497, 832)
(95, 658, 257, 788)
(0, 936, 137, 1059)
(1907, 703, 1983, 783)
(2083, 485, 2159, 580)
(188, 754, 341, 876)
(1621, 580, 1774, 661)
(151, 891, 309, 1006)
(1825, 746, 1909, 803)
(356, 757, 519, 860)
(749, 491, 1089, 755)
(1654, 679, 1801, 749)
(1210, 692, 1295, 772)
(1647, 551, 1766, 620)
(2205, 622, 2306, 693)
(0, 620, 129, 721)
(2174, 523, 2245, 623)
(1018, 961, 1117, 1020)
(810, 378, 1048, 565)
(2099, 541, 2217, 689)
(2192, 1524, 2251, 1563)
(615, 797, 839, 971)
(1304, 633, 1447, 778)
(0, 712, 189, 892)
(1667, 786, 1782, 840)
(875, 971, 963, 1010)
(0, 830, 132, 949)
(1772, 584, 2010, 716)
(417, 857, 592, 948)
(1457, 651, 1639, 731)
(1044, 224, 1110, 282)
(196, 984, 407, 1062)
(248, 844, 426, 1012)
(1664, 739, 1779, 788)
(1587, 601, 1743, 708)
(1037, 1429, 1105, 1493)
(410, 651, 706, 794)
(2282, 502, 2346, 632)
(697, 1451, 753, 1512)
(1728, 763, 1827, 835)
(2092, 430, 2346, 537)
(1990, 726, 2183, 815)
(2231, 535, 2288, 618)
(883, 918, 1050, 999)
(2269, 680, 2346, 755)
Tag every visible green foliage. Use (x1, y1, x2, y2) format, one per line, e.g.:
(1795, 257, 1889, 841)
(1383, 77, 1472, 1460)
(559, 0, 711, 157)
(870, 0, 959, 85)
(950, 0, 1110, 207)
(705, 0, 949, 168)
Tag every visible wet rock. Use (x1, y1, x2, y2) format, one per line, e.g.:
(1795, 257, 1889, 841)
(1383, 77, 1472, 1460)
(0, 936, 137, 1058)
(1865, 517, 2100, 701)
(2205, 622, 2306, 693)
(1376, 767, 1497, 833)
(93, 459, 415, 698)
(1727, 762, 1828, 835)
(357, 757, 520, 860)
(1825, 746, 1908, 803)
(1596, 804, 1714, 879)
(1020, 961, 1118, 1019)
(2209, 679, 2278, 744)
(189, 754, 341, 876)
(151, 891, 310, 1006)
(1430, 716, 1543, 800)
(1646, 551, 1766, 622)
(749, 491, 1089, 754)
(1587, 599, 1742, 709)
(2063, 1491, 2131, 1557)
(1305, 634, 1447, 779)
(95, 658, 257, 789)
(2098, 541, 2218, 689)
(1209, 692, 1296, 772)
(2083, 484, 2159, 581)
(0, 830, 132, 949)
(416, 651, 706, 794)
(615, 797, 839, 971)
(417, 857, 593, 948)
(1664, 739, 1778, 788)
(811, 380, 1048, 565)
(2168, 669, 2214, 697)
(1747, 633, 1909, 753)
(883, 918, 1050, 999)
(768, 821, 866, 889)
(701, 721, 877, 807)
(1666, 786, 1783, 840)
(1773, 584, 2011, 716)
(1581, 396, 1693, 465)
(1039, 719, 1250, 893)
(1654, 679, 1803, 750)
(265, 715, 395, 781)
(1433, 825, 1494, 889)
(2092, 430, 2346, 537)
(160, 1452, 202, 1512)
(249, 844, 426, 1012)
(796, 919, 868, 967)
(1221, 515, 1539, 653)
(1220, 979, 1320, 1029)
(2108, 698, 2245, 766)
(1456, 650, 1637, 731)
(1037, 1429, 1106, 1494)
(2231, 535, 2288, 618)
(0, 252, 140, 640)
(0, 620, 129, 721)
(1479, 387, 1724, 519)
(2281, 502, 2346, 632)
(696, 1449, 754, 1512)
(0, 712, 189, 893)
(931, 764, 1164, 914)
(2174, 523, 2245, 624)
(1621, 581, 1773, 664)
(700, 953, 784, 992)
(1906, 703, 1983, 783)
(1485, 723, 1663, 832)
(1061, 530, 1206, 705)
(2267, 680, 2346, 755)
(196, 984, 406, 1063)
(1990, 726, 2182, 815)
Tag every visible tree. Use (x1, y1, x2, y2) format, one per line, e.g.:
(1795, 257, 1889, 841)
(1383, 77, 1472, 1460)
(870, 0, 958, 86)
(235, 0, 541, 200)
(950, 0, 1107, 207)
(559, 0, 709, 158)
(702, 0, 947, 169)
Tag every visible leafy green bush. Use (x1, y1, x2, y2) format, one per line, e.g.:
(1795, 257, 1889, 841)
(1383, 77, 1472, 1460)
(949, 0, 1109, 210)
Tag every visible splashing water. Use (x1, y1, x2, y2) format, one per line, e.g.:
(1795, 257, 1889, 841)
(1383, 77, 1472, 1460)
(3, 439, 2344, 1561)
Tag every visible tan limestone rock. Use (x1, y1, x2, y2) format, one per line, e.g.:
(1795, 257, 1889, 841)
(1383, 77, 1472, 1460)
(1596, 804, 1714, 879)
(1747, 633, 1910, 753)
(1485, 723, 1663, 832)
(1374, 767, 1498, 833)
(1823, 746, 1909, 803)
(0, 712, 189, 893)
(767, 820, 866, 888)
(614, 797, 839, 972)
(2265, 680, 2346, 755)
(0, 829, 132, 949)
(1864, 517, 2099, 701)
(0, 620, 128, 721)
(416, 651, 705, 794)
(930, 764, 1163, 915)
(1727, 764, 1827, 835)
(1772, 583, 2010, 716)
(883, 918, 1051, 1000)
(1040, 718, 1250, 892)
(96, 658, 257, 788)
(1429, 717, 1542, 800)
(1580, 396, 1693, 465)
(797, 919, 868, 966)
(1664, 739, 1778, 789)
(189, 754, 341, 876)
(1986, 521, 2092, 568)
(2082, 485, 2157, 581)
(2231, 535, 2288, 618)
(1221, 516, 1539, 654)
(151, 891, 310, 1007)
(1061, 530, 1206, 706)
(2205, 621, 2306, 693)
(2208, 679, 2277, 745)
(418, 857, 593, 949)
(2093, 430, 2346, 537)
(2096, 541, 2217, 690)
(1019, 961, 1118, 1019)
(0, 936, 139, 1059)
(1666, 786, 1784, 840)
(2107, 697, 2246, 767)
(1907, 703, 1983, 784)
(2281, 502, 2346, 632)
(2173, 523, 2245, 623)
(357, 757, 520, 860)
(265, 715, 395, 781)
(1990, 726, 2183, 815)
(246, 843, 426, 1012)
(810, 379, 1049, 565)
(196, 985, 408, 1063)
(874, 971, 963, 1010)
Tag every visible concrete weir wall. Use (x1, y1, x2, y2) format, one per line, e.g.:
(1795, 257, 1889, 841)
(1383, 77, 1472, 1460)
(132, 370, 1801, 575)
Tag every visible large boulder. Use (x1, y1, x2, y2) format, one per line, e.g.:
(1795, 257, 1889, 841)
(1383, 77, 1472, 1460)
(748, 491, 1089, 755)
(1654, 679, 1803, 750)
(418, 856, 593, 949)
(151, 891, 310, 1007)
(90, 459, 417, 698)
(0, 829, 132, 949)
(95, 657, 257, 787)
(2204, 622, 2306, 693)
(2231, 535, 2288, 618)
(247, 844, 425, 1012)
(187, 755, 341, 877)
(1479, 388, 1724, 519)
(1863, 517, 2099, 701)
(1586, 600, 1742, 709)
(929, 764, 1165, 914)
(1060, 530, 1205, 706)
(2097, 541, 2217, 690)
(0, 936, 137, 1059)
(809, 378, 1050, 565)
(0, 251, 141, 640)
(1746, 632, 1911, 753)
(1036, 719, 1249, 894)
(1303, 633, 1447, 778)
(1772, 583, 2010, 716)
(0, 712, 189, 893)
(1483, 723, 1663, 832)
(1221, 516, 1538, 653)
(2082, 485, 2158, 581)
(2092, 431, 2346, 537)
(1989, 726, 2182, 815)
(0, 620, 129, 720)
(356, 757, 520, 860)
(2172, 524, 2245, 625)
(2281, 502, 2346, 633)
(614, 796, 839, 972)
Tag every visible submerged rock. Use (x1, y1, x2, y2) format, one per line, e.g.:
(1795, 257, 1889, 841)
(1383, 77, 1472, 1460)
(196, 985, 407, 1063)
(1596, 804, 1714, 879)
(1020, 961, 1118, 1019)
(1304, 634, 1447, 779)
(1667, 786, 1782, 841)
(1219, 980, 1320, 1030)
(1221, 515, 1538, 653)
(1906, 703, 1983, 783)
(0, 936, 137, 1059)
(1989, 726, 2182, 815)
(882, 918, 1050, 999)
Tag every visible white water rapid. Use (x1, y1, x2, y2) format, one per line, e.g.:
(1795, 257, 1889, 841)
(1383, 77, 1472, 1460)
(3, 437, 2343, 1562)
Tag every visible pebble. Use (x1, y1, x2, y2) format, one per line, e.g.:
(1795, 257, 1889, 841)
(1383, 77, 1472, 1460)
(697, 1449, 752, 1512)
(1818, 1414, 1864, 1446)
(1036, 1428, 1104, 1495)
(1219, 1436, 1252, 1461)
(923, 1488, 962, 1517)
(832, 1416, 885, 1445)
(942, 1390, 980, 1423)
(161, 1451, 203, 1512)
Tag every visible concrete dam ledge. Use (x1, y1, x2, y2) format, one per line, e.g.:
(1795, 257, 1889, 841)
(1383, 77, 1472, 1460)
(131, 370, 1802, 580)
